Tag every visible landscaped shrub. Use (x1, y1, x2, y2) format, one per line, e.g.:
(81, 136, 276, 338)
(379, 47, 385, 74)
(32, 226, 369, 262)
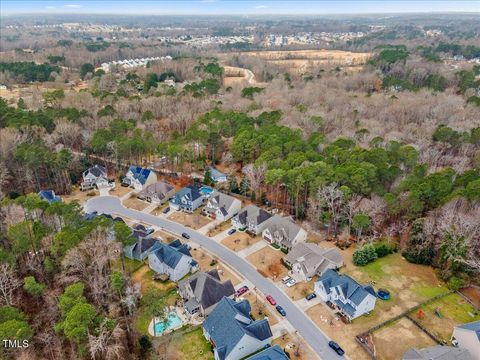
(447, 276, 465, 291)
(353, 244, 378, 266)
(271, 243, 280, 249)
(373, 241, 397, 258)
(280, 247, 288, 255)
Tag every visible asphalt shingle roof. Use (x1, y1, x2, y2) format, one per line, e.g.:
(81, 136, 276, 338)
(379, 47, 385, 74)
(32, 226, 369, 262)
(152, 240, 192, 269)
(127, 166, 153, 185)
(403, 345, 471, 360)
(247, 345, 289, 360)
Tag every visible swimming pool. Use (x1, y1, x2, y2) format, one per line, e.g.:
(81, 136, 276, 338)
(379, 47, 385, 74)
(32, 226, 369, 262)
(200, 186, 214, 196)
(154, 312, 183, 335)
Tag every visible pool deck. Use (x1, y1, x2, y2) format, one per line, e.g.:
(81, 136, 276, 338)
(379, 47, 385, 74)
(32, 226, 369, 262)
(148, 306, 189, 337)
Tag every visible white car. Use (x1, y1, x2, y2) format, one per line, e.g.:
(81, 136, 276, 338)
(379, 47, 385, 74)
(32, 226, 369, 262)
(286, 279, 297, 287)
(281, 276, 292, 284)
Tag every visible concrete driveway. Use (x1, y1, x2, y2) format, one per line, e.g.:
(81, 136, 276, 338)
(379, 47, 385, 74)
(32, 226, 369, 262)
(84, 196, 345, 360)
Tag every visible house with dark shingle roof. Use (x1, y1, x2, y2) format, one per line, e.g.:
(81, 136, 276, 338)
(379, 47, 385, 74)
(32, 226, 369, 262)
(203, 296, 273, 360)
(207, 166, 228, 183)
(124, 237, 161, 261)
(402, 345, 472, 360)
(169, 185, 204, 212)
(314, 269, 376, 320)
(247, 345, 289, 360)
(262, 214, 307, 250)
(231, 205, 273, 235)
(38, 190, 62, 204)
(452, 320, 480, 360)
(148, 240, 198, 281)
(203, 191, 242, 221)
(178, 269, 235, 317)
(123, 166, 157, 191)
(81, 165, 108, 190)
(138, 181, 175, 204)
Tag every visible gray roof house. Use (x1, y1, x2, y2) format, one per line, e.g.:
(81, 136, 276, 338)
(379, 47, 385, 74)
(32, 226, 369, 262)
(231, 205, 273, 235)
(203, 191, 242, 221)
(262, 214, 307, 250)
(452, 320, 480, 360)
(178, 269, 235, 317)
(169, 185, 204, 213)
(138, 181, 175, 204)
(203, 296, 273, 360)
(403, 345, 472, 360)
(247, 345, 289, 360)
(284, 243, 344, 282)
(81, 165, 108, 190)
(148, 240, 198, 282)
(38, 190, 62, 204)
(314, 269, 376, 321)
(124, 237, 161, 261)
(207, 166, 228, 183)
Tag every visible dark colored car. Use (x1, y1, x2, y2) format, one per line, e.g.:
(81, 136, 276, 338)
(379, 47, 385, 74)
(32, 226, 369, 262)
(234, 285, 249, 297)
(181, 232, 190, 239)
(305, 293, 317, 301)
(227, 228, 237, 235)
(162, 207, 170, 214)
(275, 305, 286, 316)
(328, 341, 345, 356)
(377, 289, 391, 300)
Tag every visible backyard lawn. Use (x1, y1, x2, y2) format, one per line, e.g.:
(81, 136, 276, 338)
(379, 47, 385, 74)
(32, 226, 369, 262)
(246, 246, 288, 281)
(131, 264, 177, 294)
(168, 210, 211, 230)
(221, 232, 262, 252)
(161, 326, 214, 360)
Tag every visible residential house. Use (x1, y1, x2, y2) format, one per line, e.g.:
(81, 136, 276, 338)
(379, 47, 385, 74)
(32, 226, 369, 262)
(247, 345, 289, 360)
(169, 185, 204, 212)
(203, 296, 273, 360)
(231, 205, 273, 235)
(123, 166, 157, 191)
(203, 191, 242, 221)
(262, 215, 307, 250)
(138, 181, 175, 204)
(314, 269, 376, 321)
(38, 190, 62, 204)
(284, 243, 344, 282)
(178, 269, 235, 317)
(452, 320, 480, 360)
(148, 240, 198, 281)
(403, 345, 471, 360)
(81, 165, 108, 190)
(124, 237, 161, 261)
(207, 166, 228, 183)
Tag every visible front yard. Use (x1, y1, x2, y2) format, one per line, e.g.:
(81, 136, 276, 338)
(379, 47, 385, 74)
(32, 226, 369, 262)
(62, 186, 98, 204)
(190, 248, 242, 286)
(221, 232, 262, 252)
(168, 209, 211, 230)
(272, 331, 319, 360)
(285, 280, 315, 301)
(109, 184, 133, 198)
(243, 292, 279, 326)
(123, 196, 149, 211)
(246, 246, 288, 281)
(207, 220, 232, 237)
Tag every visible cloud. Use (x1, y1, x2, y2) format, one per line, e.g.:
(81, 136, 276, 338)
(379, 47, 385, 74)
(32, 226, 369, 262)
(64, 4, 82, 8)
(254, 5, 267, 9)
(45, 6, 57, 9)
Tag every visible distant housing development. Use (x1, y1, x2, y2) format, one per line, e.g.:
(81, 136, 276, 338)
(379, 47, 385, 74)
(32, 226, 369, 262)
(101, 56, 172, 72)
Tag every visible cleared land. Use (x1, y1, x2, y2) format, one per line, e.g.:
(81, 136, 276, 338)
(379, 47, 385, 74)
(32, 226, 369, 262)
(190, 248, 242, 286)
(246, 246, 288, 281)
(123, 196, 149, 211)
(221, 232, 262, 252)
(160, 326, 213, 360)
(168, 210, 211, 230)
(62, 187, 98, 204)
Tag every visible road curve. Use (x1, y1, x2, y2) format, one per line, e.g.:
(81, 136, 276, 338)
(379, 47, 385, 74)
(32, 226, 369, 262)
(85, 196, 343, 360)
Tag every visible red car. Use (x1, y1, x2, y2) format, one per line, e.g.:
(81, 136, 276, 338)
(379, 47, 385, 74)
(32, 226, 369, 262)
(234, 286, 249, 297)
(266, 295, 276, 305)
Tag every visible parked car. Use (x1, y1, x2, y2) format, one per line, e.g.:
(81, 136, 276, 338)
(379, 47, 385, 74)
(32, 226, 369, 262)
(266, 295, 276, 305)
(286, 279, 297, 287)
(181, 232, 190, 239)
(377, 288, 391, 300)
(234, 285, 249, 297)
(227, 228, 236, 235)
(328, 341, 345, 356)
(275, 305, 286, 316)
(306, 293, 317, 301)
(162, 207, 170, 214)
(281, 276, 292, 284)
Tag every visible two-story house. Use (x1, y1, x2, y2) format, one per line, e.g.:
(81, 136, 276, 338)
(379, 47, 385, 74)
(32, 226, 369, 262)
(203, 191, 242, 221)
(138, 181, 175, 204)
(123, 166, 157, 191)
(203, 296, 273, 360)
(124, 237, 161, 261)
(81, 165, 109, 190)
(314, 269, 376, 321)
(451, 320, 480, 360)
(178, 270, 235, 317)
(231, 205, 273, 235)
(38, 190, 62, 204)
(169, 185, 204, 212)
(207, 166, 228, 183)
(148, 240, 198, 281)
(262, 215, 307, 250)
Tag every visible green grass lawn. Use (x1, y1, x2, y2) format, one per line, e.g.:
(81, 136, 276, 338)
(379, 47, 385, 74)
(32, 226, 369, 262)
(170, 327, 214, 360)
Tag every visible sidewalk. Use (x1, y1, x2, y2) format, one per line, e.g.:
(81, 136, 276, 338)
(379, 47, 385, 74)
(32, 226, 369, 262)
(237, 240, 268, 258)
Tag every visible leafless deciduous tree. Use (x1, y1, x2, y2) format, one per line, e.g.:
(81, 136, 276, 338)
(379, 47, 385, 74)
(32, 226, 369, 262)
(0, 263, 21, 305)
(88, 320, 126, 360)
(243, 163, 267, 201)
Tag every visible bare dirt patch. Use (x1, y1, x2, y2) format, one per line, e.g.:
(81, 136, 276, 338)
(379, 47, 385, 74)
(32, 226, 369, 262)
(243, 292, 279, 326)
(246, 246, 288, 281)
(190, 248, 241, 286)
(168, 210, 211, 230)
(62, 187, 98, 204)
(285, 280, 316, 301)
(123, 196, 149, 211)
(459, 286, 480, 309)
(109, 185, 133, 198)
(221, 232, 262, 252)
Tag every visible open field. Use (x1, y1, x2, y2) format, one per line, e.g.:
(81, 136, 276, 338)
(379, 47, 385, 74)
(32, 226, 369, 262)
(62, 187, 98, 204)
(372, 318, 437, 360)
(161, 326, 214, 360)
(412, 293, 480, 342)
(246, 246, 288, 281)
(272, 331, 319, 360)
(243, 292, 279, 326)
(168, 210, 211, 230)
(221, 232, 262, 252)
(190, 248, 242, 286)
(123, 196, 149, 211)
(109, 185, 133, 198)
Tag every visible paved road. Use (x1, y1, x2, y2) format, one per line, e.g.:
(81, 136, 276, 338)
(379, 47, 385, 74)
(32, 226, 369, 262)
(85, 196, 343, 360)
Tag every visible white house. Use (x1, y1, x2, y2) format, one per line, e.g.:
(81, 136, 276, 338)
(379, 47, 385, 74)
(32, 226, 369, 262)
(123, 166, 157, 191)
(81, 165, 109, 190)
(207, 166, 228, 183)
(314, 269, 376, 321)
(231, 205, 273, 234)
(262, 214, 307, 250)
(203, 191, 242, 221)
(148, 240, 198, 282)
(203, 297, 273, 360)
(452, 320, 480, 360)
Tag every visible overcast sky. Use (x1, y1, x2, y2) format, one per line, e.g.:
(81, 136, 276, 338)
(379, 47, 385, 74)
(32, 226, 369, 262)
(1, 1, 479, 15)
